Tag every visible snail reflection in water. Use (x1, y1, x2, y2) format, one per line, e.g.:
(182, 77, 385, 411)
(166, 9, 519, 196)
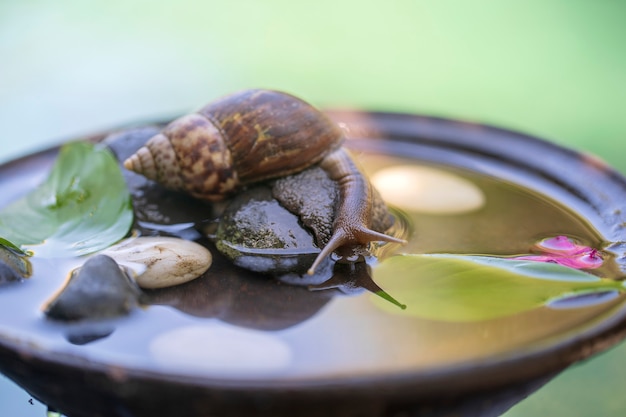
(123, 89, 406, 274)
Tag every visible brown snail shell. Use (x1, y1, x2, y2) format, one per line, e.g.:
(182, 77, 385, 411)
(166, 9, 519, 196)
(124, 89, 344, 201)
(124, 89, 405, 273)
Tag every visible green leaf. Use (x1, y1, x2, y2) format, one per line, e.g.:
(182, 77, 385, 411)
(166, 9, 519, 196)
(0, 141, 133, 258)
(0, 237, 28, 256)
(371, 254, 624, 322)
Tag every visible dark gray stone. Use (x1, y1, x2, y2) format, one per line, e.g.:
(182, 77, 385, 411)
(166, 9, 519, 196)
(215, 185, 328, 275)
(44, 255, 141, 321)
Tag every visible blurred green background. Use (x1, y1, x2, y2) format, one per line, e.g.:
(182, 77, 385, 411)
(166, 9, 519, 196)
(1, 1, 625, 416)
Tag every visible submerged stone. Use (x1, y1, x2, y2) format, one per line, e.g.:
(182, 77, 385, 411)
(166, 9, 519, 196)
(0, 260, 22, 285)
(66, 326, 115, 345)
(44, 255, 141, 321)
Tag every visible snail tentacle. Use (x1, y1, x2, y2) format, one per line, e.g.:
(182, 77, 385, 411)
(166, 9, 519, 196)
(307, 225, 405, 275)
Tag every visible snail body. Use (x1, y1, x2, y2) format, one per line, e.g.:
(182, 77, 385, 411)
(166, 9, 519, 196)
(124, 89, 405, 273)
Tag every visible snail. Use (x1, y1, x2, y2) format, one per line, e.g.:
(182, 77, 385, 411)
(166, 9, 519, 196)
(123, 89, 405, 274)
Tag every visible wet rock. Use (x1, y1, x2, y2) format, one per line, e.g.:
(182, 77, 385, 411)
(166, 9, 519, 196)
(66, 326, 115, 345)
(0, 261, 22, 285)
(214, 166, 396, 276)
(102, 236, 212, 289)
(273, 166, 394, 245)
(44, 255, 141, 321)
(272, 166, 338, 247)
(215, 185, 326, 275)
(0, 245, 31, 285)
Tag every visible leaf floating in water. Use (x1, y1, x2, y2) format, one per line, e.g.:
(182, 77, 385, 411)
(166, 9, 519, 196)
(0, 142, 133, 258)
(371, 254, 624, 322)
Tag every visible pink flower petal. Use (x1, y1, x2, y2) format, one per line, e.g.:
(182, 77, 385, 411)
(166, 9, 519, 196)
(570, 249, 603, 269)
(535, 235, 589, 256)
(513, 249, 603, 270)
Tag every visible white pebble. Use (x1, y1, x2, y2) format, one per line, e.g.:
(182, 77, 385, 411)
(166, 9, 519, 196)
(371, 165, 485, 214)
(102, 236, 212, 289)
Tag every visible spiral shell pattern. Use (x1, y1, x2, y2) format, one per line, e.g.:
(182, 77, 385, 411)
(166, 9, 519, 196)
(197, 89, 344, 184)
(123, 113, 238, 201)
